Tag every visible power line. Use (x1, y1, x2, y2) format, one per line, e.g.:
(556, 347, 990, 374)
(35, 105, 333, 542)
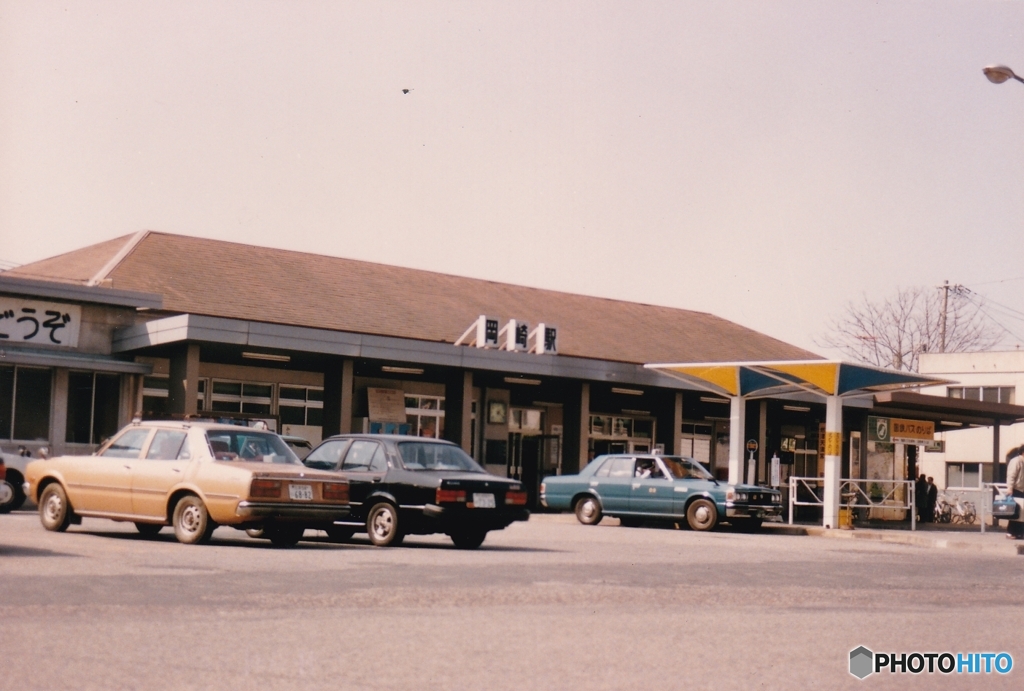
(964, 275, 1024, 288)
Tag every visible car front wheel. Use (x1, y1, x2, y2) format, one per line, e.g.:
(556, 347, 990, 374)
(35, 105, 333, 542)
(172, 495, 216, 544)
(686, 498, 718, 531)
(266, 525, 305, 547)
(574, 496, 603, 525)
(39, 483, 73, 532)
(366, 503, 403, 546)
(135, 522, 164, 537)
(450, 528, 487, 549)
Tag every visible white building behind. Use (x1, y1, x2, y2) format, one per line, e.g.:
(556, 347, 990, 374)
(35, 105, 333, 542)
(919, 351, 1024, 488)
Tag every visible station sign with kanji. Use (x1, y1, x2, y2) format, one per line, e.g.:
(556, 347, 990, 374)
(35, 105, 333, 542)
(867, 416, 934, 444)
(0, 298, 81, 348)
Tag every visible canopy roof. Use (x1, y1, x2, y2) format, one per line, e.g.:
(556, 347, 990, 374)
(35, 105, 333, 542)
(644, 360, 952, 398)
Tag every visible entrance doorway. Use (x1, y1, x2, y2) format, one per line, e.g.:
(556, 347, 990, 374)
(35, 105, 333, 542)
(508, 432, 561, 509)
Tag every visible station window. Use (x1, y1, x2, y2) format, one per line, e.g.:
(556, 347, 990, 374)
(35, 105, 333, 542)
(66, 371, 120, 444)
(947, 386, 1015, 404)
(405, 395, 445, 438)
(142, 375, 206, 416)
(680, 422, 713, 466)
(279, 386, 324, 426)
(211, 380, 272, 415)
(945, 462, 994, 488)
(0, 365, 52, 441)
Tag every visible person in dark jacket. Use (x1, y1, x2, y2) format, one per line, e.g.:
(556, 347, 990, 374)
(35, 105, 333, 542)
(925, 476, 937, 523)
(915, 474, 927, 522)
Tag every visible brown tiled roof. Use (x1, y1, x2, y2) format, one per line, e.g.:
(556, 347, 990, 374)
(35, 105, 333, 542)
(7, 233, 136, 284)
(7, 231, 818, 365)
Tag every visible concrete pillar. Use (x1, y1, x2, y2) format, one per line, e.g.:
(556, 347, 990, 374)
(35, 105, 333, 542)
(49, 368, 69, 456)
(822, 395, 842, 529)
(443, 370, 474, 453)
(167, 343, 200, 416)
(727, 395, 745, 485)
(758, 400, 768, 484)
(562, 381, 589, 475)
(673, 391, 683, 455)
(992, 419, 1004, 483)
(322, 358, 354, 438)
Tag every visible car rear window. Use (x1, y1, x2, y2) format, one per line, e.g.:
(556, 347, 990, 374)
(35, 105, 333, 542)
(205, 430, 299, 464)
(397, 442, 483, 472)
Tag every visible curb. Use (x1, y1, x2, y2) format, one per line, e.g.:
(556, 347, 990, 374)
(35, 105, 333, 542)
(769, 524, 1024, 557)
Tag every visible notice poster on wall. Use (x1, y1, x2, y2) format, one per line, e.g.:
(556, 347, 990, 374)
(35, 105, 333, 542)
(367, 387, 407, 423)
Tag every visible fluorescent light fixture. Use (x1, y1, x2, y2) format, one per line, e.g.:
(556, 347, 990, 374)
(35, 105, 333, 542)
(783, 405, 811, 412)
(621, 409, 650, 416)
(611, 387, 644, 396)
(704, 416, 730, 421)
(532, 401, 562, 407)
(700, 396, 729, 404)
(504, 377, 541, 385)
(940, 421, 963, 427)
(241, 351, 291, 363)
(382, 366, 424, 375)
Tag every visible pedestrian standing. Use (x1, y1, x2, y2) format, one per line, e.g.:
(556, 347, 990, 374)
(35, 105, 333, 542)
(1007, 446, 1024, 540)
(915, 474, 927, 522)
(925, 476, 937, 523)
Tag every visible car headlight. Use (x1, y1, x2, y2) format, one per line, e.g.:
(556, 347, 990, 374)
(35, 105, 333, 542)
(735, 492, 748, 502)
(772, 494, 782, 503)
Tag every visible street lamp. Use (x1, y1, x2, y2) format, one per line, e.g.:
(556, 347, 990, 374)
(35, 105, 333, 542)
(983, 64, 1024, 85)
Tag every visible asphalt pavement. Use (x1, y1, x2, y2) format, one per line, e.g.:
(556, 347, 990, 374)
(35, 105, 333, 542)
(1, 509, 1021, 690)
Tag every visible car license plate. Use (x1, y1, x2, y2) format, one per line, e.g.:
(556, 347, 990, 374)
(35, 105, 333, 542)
(472, 493, 495, 508)
(289, 484, 313, 501)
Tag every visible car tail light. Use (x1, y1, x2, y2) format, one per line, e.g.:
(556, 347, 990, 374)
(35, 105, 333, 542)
(250, 478, 282, 498)
(436, 488, 466, 504)
(505, 490, 528, 505)
(323, 482, 349, 502)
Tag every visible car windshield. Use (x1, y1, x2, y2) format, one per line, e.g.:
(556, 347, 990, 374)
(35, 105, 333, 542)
(205, 430, 300, 464)
(659, 456, 715, 481)
(397, 442, 484, 472)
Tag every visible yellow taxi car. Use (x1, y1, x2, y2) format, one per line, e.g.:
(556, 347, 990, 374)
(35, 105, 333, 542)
(23, 421, 350, 547)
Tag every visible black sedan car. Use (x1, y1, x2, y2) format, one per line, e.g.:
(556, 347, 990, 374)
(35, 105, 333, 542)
(302, 435, 530, 549)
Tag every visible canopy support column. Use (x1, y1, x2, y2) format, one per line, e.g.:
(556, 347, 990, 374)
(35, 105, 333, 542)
(728, 395, 745, 485)
(823, 395, 842, 529)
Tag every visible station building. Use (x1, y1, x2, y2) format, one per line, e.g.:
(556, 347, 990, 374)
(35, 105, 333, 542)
(3, 231, 1022, 518)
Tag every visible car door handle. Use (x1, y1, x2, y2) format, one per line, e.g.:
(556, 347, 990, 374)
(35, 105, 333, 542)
(124, 465, 132, 470)
(171, 468, 181, 473)
(632, 483, 640, 489)
(372, 477, 383, 483)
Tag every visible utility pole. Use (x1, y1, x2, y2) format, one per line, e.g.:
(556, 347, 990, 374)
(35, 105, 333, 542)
(940, 280, 949, 353)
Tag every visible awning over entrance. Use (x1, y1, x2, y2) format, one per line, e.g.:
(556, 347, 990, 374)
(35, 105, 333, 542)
(871, 390, 1024, 431)
(642, 360, 950, 398)
(644, 360, 955, 530)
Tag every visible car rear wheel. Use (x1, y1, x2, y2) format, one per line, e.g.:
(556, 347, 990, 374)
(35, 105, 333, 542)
(366, 502, 403, 546)
(686, 498, 718, 531)
(39, 483, 73, 532)
(0, 471, 25, 513)
(733, 518, 762, 533)
(325, 526, 356, 543)
(135, 522, 164, 537)
(574, 496, 603, 525)
(266, 525, 305, 547)
(172, 495, 216, 545)
(450, 528, 487, 549)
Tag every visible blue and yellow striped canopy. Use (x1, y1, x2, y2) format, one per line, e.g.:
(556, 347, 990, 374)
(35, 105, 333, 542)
(644, 360, 950, 398)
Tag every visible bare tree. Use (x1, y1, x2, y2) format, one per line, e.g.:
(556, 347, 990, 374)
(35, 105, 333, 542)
(818, 286, 1003, 372)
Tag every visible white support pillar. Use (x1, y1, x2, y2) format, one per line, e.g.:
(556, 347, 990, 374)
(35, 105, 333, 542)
(822, 395, 843, 529)
(728, 395, 745, 485)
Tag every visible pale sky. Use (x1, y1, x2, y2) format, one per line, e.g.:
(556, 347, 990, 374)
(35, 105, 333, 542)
(2, 1, 1024, 356)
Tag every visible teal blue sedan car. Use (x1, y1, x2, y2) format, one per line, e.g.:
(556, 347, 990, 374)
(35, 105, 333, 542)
(540, 455, 782, 531)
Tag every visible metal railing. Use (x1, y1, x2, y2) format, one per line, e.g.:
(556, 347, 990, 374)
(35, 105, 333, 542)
(788, 477, 916, 530)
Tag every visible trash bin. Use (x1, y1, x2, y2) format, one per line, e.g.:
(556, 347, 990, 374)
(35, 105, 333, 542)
(838, 507, 853, 529)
